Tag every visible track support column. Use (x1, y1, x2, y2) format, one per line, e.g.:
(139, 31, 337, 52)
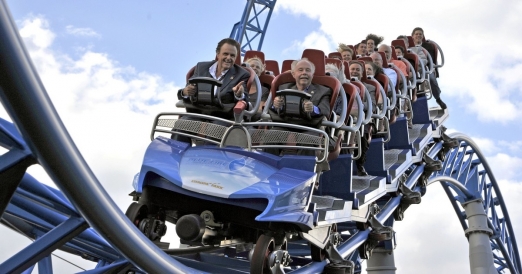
(366, 247, 396, 274)
(463, 199, 496, 274)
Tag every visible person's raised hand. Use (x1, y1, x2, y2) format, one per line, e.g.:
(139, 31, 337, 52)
(232, 81, 245, 97)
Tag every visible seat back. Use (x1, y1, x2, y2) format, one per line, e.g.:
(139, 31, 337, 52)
(259, 73, 275, 91)
(341, 82, 357, 122)
(391, 39, 407, 53)
(328, 52, 342, 60)
(390, 45, 398, 60)
(377, 52, 390, 69)
(243, 50, 265, 63)
(281, 60, 294, 74)
(357, 56, 373, 63)
(265, 60, 280, 76)
(407, 36, 415, 48)
(302, 49, 339, 116)
(325, 58, 343, 69)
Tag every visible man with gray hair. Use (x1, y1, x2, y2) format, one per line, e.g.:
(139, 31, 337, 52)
(370, 52, 397, 90)
(272, 58, 332, 123)
(378, 44, 408, 81)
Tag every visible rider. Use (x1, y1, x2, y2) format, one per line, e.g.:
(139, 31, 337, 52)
(271, 58, 332, 127)
(178, 38, 249, 110)
(173, 38, 251, 142)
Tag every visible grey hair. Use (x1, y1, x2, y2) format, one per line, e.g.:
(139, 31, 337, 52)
(325, 63, 347, 83)
(291, 58, 315, 74)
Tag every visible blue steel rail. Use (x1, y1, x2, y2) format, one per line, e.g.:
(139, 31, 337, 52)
(433, 134, 521, 274)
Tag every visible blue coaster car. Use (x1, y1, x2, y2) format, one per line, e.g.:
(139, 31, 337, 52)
(126, 75, 354, 273)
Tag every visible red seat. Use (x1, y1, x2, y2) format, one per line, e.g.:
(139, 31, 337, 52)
(328, 52, 342, 60)
(265, 60, 280, 76)
(407, 36, 415, 48)
(302, 49, 340, 116)
(269, 50, 340, 120)
(243, 50, 265, 64)
(281, 60, 294, 74)
(325, 58, 343, 70)
(357, 56, 373, 63)
(341, 83, 357, 122)
(376, 52, 393, 93)
(259, 73, 274, 91)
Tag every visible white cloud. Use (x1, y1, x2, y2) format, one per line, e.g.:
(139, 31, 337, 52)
(65, 25, 100, 38)
(276, 0, 522, 124)
(0, 14, 183, 270)
(282, 31, 336, 55)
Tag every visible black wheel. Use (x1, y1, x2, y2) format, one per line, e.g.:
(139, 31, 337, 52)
(250, 234, 276, 274)
(125, 202, 148, 227)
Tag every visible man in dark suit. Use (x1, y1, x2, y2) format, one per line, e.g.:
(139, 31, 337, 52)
(412, 27, 446, 109)
(178, 38, 250, 110)
(271, 58, 332, 126)
(173, 38, 250, 143)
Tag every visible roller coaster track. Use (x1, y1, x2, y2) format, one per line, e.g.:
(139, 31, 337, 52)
(0, 1, 520, 273)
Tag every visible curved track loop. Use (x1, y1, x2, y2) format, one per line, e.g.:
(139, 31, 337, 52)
(0, 1, 197, 273)
(431, 133, 521, 274)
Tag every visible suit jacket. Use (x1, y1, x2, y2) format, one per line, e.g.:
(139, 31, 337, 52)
(177, 61, 250, 104)
(278, 83, 332, 116)
(269, 82, 332, 128)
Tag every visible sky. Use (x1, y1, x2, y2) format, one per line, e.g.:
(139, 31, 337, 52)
(0, 0, 521, 273)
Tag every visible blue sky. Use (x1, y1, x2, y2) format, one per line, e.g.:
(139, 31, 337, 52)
(1, 0, 521, 273)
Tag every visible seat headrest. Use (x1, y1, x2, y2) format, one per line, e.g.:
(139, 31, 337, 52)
(377, 51, 389, 68)
(328, 52, 342, 60)
(243, 50, 265, 64)
(325, 58, 342, 69)
(281, 60, 295, 74)
(265, 60, 280, 76)
(407, 36, 415, 48)
(391, 39, 407, 50)
(390, 45, 398, 60)
(302, 49, 326, 76)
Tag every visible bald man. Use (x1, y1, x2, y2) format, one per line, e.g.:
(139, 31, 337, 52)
(370, 52, 397, 90)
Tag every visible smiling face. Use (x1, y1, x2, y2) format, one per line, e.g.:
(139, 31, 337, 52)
(365, 63, 374, 77)
(291, 60, 314, 90)
(247, 58, 264, 76)
(349, 63, 363, 80)
(341, 50, 352, 61)
(413, 30, 424, 45)
(216, 43, 237, 72)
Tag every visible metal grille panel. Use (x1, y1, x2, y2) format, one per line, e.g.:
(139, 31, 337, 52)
(249, 129, 324, 146)
(157, 119, 228, 140)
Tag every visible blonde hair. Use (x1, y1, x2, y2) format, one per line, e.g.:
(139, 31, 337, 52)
(245, 56, 265, 76)
(337, 43, 353, 55)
